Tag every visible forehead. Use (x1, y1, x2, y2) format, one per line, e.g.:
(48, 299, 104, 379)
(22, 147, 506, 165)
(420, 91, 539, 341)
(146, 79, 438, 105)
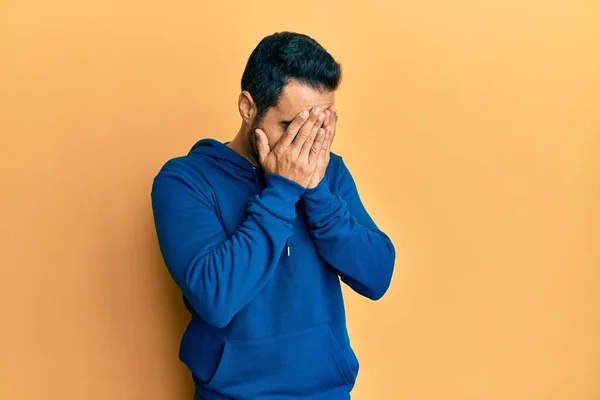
(273, 80, 335, 116)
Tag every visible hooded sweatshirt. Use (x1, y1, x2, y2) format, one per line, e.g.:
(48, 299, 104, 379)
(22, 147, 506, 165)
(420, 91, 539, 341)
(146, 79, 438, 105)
(151, 139, 396, 400)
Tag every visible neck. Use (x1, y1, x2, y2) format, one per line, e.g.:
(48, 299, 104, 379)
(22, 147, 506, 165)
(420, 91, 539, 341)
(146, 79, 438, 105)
(227, 126, 259, 167)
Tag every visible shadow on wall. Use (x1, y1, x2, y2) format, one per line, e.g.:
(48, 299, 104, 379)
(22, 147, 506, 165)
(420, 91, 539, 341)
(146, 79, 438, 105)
(81, 164, 196, 399)
(144, 201, 195, 399)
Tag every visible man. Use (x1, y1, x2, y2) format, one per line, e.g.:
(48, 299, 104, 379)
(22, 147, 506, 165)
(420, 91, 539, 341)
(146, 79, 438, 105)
(151, 31, 396, 400)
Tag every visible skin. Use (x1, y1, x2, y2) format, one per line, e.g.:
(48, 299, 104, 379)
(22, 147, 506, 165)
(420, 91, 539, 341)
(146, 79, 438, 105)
(228, 80, 338, 188)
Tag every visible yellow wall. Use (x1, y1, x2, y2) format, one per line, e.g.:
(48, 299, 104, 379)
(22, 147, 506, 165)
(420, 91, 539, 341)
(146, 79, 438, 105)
(1, 1, 599, 399)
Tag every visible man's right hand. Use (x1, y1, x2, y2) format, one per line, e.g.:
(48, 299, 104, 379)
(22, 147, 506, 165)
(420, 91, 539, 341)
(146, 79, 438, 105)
(255, 107, 326, 188)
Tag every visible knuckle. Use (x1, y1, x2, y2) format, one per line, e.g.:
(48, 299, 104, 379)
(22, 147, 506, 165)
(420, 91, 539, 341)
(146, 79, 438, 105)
(298, 131, 309, 140)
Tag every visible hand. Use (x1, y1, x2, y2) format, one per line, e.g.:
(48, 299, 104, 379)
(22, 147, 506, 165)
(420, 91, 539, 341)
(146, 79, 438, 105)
(307, 105, 337, 189)
(256, 107, 327, 188)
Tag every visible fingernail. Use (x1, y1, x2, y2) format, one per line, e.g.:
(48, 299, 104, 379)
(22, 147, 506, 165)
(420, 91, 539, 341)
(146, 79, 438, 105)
(314, 107, 322, 114)
(301, 111, 309, 118)
(318, 113, 325, 120)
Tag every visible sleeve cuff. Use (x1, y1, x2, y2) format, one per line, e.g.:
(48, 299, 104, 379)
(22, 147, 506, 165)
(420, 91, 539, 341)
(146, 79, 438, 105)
(302, 175, 337, 213)
(254, 173, 306, 221)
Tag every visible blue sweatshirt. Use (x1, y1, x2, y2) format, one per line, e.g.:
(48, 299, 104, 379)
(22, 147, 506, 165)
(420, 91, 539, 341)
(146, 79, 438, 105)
(151, 139, 395, 400)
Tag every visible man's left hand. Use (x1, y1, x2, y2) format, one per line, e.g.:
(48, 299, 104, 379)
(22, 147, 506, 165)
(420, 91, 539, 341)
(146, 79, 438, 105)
(307, 105, 337, 189)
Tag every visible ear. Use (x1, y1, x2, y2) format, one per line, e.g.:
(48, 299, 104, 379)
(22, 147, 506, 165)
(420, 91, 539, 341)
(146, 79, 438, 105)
(238, 91, 256, 124)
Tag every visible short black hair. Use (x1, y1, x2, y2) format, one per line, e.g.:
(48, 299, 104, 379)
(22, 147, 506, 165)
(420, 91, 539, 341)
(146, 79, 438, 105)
(241, 32, 342, 122)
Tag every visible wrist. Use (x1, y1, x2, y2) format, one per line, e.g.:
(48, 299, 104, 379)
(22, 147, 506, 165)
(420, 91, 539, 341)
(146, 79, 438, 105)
(303, 175, 332, 202)
(306, 173, 325, 190)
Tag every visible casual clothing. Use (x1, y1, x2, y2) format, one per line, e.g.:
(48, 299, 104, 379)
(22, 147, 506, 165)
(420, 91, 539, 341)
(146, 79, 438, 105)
(151, 139, 395, 400)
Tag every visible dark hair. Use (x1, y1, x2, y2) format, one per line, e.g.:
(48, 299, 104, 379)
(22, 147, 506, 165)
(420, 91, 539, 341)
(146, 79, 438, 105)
(241, 32, 342, 122)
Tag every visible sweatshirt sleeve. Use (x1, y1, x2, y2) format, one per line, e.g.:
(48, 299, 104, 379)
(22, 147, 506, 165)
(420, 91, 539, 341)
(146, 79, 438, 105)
(151, 168, 305, 328)
(301, 158, 396, 300)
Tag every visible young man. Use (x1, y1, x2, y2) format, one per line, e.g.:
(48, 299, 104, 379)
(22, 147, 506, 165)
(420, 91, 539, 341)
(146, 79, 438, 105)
(151, 31, 396, 400)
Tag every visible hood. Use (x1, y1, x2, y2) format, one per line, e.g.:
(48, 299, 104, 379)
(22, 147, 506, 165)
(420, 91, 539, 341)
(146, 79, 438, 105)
(189, 138, 260, 181)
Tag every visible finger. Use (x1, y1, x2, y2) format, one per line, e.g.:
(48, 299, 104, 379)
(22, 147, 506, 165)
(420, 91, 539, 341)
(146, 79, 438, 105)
(255, 129, 270, 164)
(328, 105, 337, 132)
(324, 106, 337, 152)
(277, 110, 310, 148)
(309, 128, 327, 164)
(300, 110, 325, 158)
(321, 126, 335, 154)
(322, 109, 331, 128)
(291, 107, 323, 152)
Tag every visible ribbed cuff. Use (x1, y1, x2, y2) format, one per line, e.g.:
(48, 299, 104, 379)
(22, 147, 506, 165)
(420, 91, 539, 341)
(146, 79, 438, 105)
(255, 173, 306, 221)
(302, 175, 336, 212)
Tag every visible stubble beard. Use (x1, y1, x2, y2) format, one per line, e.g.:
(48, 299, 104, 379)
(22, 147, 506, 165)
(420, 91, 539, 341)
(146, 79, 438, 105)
(247, 117, 262, 167)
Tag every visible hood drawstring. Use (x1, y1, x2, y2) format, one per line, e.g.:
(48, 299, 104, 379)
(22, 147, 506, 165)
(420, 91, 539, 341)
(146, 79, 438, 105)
(252, 167, 290, 257)
(251, 167, 260, 192)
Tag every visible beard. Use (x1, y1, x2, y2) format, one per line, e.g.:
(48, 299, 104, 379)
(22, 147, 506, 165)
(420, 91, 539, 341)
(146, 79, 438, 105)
(247, 117, 262, 166)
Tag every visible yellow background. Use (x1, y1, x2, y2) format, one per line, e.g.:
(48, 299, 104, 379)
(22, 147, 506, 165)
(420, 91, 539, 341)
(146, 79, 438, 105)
(1, 1, 599, 399)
